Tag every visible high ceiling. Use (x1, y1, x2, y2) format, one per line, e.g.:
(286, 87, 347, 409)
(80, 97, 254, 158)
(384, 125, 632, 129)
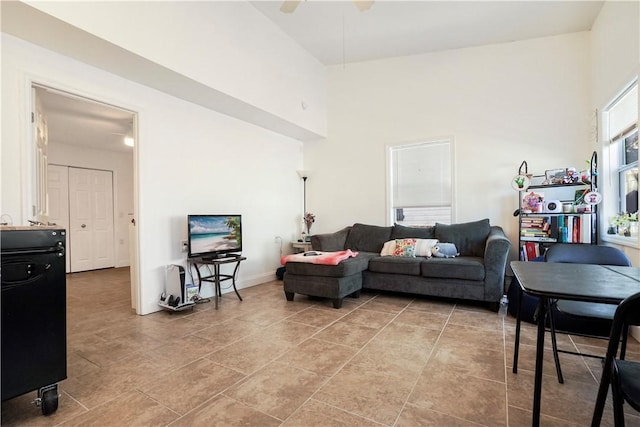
(38, 1, 604, 152)
(251, 1, 604, 65)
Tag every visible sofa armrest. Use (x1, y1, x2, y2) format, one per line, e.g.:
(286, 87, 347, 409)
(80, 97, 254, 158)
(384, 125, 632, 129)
(310, 226, 352, 251)
(483, 226, 511, 302)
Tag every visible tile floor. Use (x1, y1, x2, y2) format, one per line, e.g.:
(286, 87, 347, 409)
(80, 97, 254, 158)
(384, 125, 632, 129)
(2, 267, 640, 426)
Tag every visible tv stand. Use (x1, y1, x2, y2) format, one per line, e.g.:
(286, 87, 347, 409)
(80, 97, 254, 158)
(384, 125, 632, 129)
(201, 253, 240, 261)
(188, 255, 246, 309)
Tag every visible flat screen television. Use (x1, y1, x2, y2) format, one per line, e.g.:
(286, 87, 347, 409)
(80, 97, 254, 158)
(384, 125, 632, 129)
(187, 214, 242, 259)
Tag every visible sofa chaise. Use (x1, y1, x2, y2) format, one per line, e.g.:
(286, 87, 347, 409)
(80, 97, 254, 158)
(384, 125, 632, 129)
(283, 219, 511, 309)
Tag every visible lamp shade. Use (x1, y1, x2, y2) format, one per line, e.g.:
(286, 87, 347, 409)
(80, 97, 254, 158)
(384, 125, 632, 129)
(297, 170, 310, 179)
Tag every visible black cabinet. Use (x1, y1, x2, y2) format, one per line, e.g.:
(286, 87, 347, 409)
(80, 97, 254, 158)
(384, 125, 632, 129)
(1, 227, 66, 415)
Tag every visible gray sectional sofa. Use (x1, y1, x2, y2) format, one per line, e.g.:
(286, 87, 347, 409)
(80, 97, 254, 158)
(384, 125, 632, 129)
(283, 219, 511, 309)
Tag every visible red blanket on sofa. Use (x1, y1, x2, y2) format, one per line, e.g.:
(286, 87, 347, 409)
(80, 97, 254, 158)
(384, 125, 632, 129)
(280, 249, 359, 266)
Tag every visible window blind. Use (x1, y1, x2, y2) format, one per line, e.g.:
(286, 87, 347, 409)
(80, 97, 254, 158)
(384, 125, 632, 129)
(391, 141, 451, 208)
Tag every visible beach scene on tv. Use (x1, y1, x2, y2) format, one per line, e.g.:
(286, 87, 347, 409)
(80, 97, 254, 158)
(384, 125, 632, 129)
(189, 216, 241, 254)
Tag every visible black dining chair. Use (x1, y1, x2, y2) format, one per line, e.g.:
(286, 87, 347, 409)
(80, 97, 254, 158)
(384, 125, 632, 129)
(545, 244, 632, 384)
(592, 291, 640, 427)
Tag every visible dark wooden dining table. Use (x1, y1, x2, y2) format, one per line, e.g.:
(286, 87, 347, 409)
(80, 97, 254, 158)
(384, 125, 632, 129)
(510, 261, 640, 427)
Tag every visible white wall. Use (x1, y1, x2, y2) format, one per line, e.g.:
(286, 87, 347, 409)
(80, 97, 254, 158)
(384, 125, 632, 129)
(307, 32, 592, 261)
(590, 1, 639, 110)
(24, 1, 327, 138)
(48, 143, 134, 268)
(2, 34, 302, 314)
(590, 0, 640, 265)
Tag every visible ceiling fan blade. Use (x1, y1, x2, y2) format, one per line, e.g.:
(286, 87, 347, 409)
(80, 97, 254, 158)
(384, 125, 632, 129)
(353, 0, 374, 12)
(280, 0, 302, 13)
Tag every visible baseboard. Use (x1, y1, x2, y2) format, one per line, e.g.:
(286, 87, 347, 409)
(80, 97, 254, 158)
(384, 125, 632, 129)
(196, 271, 278, 299)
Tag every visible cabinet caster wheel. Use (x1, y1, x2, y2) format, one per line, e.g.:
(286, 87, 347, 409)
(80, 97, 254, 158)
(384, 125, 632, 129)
(36, 385, 59, 416)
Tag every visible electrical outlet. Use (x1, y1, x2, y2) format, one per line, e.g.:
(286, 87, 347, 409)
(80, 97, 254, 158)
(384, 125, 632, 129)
(181, 240, 188, 252)
(274, 236, 282, 243)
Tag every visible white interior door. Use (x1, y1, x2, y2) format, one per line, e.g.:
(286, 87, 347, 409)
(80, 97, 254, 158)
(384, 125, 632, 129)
(69, 167, 115, 272)
(47, 165, 71, 272)
(32, 87, 49, 224)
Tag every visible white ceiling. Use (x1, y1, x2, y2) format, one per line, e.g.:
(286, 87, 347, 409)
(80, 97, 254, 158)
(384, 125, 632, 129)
(39, 1, 604, 152)
(250, 0, 604, 65)
(36, 87, 135, 153)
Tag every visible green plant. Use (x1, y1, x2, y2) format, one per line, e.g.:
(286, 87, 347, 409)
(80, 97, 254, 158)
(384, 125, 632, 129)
(225, 216, 242, 246)
(610, 213, 638, 237)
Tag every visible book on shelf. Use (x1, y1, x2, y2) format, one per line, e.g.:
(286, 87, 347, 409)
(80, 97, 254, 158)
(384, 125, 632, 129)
(521, 236, 557, 242)
(554, 214, 591, 243)
(580, 214, 592, 243)
(521, 241, 540, 261)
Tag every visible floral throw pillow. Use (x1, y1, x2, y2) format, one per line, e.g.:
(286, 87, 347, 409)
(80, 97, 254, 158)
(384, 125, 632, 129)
(393, 238, 416, 257)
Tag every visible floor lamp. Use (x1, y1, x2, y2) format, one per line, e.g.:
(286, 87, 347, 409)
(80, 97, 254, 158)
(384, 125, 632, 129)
(297, 170, 309, 215)
(297, 170, 310, 241)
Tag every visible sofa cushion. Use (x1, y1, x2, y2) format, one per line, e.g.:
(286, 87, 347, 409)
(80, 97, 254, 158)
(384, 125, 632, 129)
(311, 226, 352, 251)
(344, 223, 392, 253)
(421, 257, 485, 281)
(284, 252, 374, 277)
(435, 219, 490, 257)
(390, 223, 436, 240)
(368, 256, 422, 276)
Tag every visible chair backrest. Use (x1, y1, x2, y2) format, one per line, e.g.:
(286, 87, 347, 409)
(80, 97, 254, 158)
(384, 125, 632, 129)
(593, 290, 640, 425)
(545, 244, 631, 267)
(605, 291, 640, 359)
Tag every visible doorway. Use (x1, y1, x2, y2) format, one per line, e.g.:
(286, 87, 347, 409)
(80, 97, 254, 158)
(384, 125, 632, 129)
(32, 83, 139, 310)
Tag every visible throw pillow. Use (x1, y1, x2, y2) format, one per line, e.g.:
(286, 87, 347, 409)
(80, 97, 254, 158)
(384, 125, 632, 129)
(393, 238, 416, 257)
(414, 238, 439, 257)
(380, 240, 397, 256)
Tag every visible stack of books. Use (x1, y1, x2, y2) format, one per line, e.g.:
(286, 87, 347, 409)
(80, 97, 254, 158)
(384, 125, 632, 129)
(520, 217, 554, 241)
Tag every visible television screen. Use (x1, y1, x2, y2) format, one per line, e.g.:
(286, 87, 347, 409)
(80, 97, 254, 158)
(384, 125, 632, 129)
(187, 214, 242, 258)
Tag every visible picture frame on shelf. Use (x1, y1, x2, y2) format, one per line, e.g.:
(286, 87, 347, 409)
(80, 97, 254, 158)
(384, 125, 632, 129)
(545, 168, 565, 185)
(522, 191, 544, 213)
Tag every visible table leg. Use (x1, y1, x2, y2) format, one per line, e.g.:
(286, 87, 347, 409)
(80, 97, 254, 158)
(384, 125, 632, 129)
(214, 264, 220, 310)
(193, 263, 203, 292)
(513, 286, 524, 373)
(532, 295, 547, 427)
(231, 261, 243, 301)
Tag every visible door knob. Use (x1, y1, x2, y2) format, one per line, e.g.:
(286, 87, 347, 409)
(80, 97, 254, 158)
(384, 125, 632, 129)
(81, 224, 86, 228)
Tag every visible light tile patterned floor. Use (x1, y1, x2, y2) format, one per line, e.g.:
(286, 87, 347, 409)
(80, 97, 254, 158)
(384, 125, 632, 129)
(2, 267, 640, 426)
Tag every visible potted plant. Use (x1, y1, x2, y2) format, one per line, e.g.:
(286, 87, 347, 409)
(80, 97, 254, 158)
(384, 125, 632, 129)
(611, 213, 636, 237)
(629, 212, 638, 237)
(303, 212, 315, 241)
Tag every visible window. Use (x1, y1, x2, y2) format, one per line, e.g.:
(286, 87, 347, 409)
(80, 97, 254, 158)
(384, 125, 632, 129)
(387, 138, 453, 226)
(603, 80, 638, 242)
(620, 130, 639, 214)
